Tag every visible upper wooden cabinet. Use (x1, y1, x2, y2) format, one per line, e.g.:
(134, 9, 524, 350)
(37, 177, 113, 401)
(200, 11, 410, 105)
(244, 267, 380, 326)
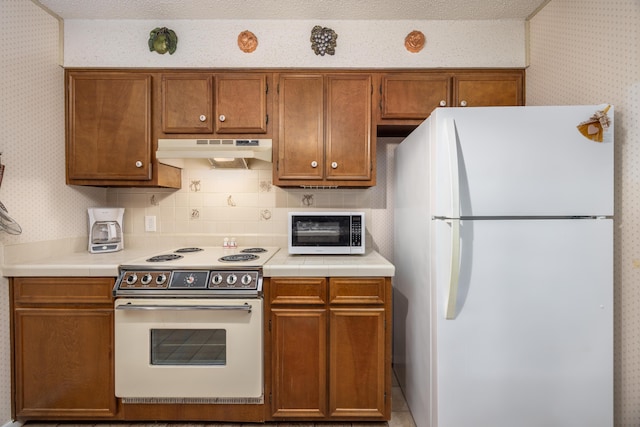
(65, 68, 523, 188)
(275, 73, 374, 187)
(160, 72, 269, 135)
(66, 70, 181, 188)
(67, 72, 151, 181)
(378, 73, 451, 120)
(452, 71, 524, 107)
(375, 69, 525, 129)
(161, 73, 213, 133)
(215, 73, 269, 134)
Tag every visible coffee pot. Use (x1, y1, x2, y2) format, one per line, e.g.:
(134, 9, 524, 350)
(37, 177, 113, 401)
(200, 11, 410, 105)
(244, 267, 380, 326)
(88, 207, 124, 253)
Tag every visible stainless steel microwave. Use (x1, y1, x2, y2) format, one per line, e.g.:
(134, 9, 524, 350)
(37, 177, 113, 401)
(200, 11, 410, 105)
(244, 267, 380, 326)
(288, 212, 365, 255)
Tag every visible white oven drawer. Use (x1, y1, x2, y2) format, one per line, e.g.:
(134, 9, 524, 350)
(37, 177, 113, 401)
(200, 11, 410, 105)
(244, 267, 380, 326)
(114, 298, 263, 402)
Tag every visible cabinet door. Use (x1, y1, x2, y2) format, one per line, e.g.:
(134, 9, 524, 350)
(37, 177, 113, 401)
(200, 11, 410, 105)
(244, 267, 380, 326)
(277, 74, 324, 180)
(453, 71, 524, 107)
(271, 308, 327, 418)
(215, 73, 268, 134)
(161, 74, 213, 133)
(379, 73, 451, 120)
(325, 74, 373, 182)
(329, 307, 386, 418)
(13, 308, 116, 418)
(67, 73, 152, 181)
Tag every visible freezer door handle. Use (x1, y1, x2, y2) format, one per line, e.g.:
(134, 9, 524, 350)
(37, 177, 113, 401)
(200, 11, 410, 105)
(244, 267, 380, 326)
(445, 218, 461, 319)
(444, 117, 460, 218)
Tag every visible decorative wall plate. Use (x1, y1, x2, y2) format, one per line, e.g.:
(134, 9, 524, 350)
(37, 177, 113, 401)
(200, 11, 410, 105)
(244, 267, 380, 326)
(238, 30, 258, 53)
(405, 30, 425, 53)
(311, 26, 337, 56)
(148, 27, 178, 55)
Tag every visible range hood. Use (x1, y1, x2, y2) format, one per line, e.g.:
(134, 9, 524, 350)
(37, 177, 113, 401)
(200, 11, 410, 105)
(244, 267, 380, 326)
(156, 138, 272, 169)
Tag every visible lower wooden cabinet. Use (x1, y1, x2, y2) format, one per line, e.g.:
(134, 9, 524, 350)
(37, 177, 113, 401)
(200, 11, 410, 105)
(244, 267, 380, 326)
(10, 277, 117, 420)
(266, 276, 392, 421)
(329, 307, 386, 418)
(10, 275, 391, 422)
(271, 307, 328, 417)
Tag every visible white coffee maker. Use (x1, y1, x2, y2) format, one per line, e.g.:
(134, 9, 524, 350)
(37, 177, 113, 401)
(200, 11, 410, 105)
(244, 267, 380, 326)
(88, 207, 124, 253)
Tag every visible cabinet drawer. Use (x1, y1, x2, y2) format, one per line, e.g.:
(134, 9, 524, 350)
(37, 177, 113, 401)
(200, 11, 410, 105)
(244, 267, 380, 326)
(269, 277, 327, 305)
(329, 277, 386, 305)
(12, 277, 115, 306)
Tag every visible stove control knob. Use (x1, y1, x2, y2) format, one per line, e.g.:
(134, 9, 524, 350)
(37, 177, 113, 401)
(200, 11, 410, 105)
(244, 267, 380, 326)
(141, 274, 152, 285)
(227, 274, 238, 286)
(156, 273, 168, 285)
(125, 273, 138, 285)
(211, 273, 223, 286)
(241, 274, 253, 286)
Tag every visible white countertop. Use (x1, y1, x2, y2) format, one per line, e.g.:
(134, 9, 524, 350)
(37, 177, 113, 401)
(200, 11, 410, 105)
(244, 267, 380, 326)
(1, 248, 150, 277)
(264, 250, 395, 277)
(2, 248, 395, 278)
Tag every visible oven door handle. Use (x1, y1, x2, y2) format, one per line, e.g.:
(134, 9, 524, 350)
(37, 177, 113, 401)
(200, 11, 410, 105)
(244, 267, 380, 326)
(116, 303, 253, 312)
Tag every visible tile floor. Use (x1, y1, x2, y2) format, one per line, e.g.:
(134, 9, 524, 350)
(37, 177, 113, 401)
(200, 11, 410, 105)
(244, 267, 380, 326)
(22, 372, 416, 427)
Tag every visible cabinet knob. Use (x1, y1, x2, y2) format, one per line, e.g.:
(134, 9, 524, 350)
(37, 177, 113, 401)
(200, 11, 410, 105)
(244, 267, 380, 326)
(199, 115, 207, 122)
(439, 100, 447, 107)
(460, 100, 468, 107)
(219, 114, 226, 122)
(331, 162, 338, 169)
(135, 161, 143, 168)
(311, 161, 318, 168)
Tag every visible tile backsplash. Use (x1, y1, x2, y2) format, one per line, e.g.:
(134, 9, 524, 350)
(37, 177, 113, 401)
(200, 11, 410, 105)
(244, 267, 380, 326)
(108, 138, 401, 260)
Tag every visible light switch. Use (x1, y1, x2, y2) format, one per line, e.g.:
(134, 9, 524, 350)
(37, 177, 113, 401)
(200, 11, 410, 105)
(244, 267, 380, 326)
(145, 215, 156, 232)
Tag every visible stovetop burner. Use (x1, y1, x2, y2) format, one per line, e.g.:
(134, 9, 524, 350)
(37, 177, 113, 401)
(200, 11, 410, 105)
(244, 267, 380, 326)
(146, 253, 184, 262)
(174, 247, 203, 253)
(219, 254, 259, 262)
(241, 247, 267, 253)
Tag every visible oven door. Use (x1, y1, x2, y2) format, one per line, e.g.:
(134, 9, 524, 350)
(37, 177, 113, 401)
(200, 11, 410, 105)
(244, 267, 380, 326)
(114, 298, 263, 403)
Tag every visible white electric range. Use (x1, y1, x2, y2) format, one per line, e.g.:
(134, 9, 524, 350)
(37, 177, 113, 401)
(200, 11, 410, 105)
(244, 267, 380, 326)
(113, 246, 280, 297)
(113, 246, 280, 403)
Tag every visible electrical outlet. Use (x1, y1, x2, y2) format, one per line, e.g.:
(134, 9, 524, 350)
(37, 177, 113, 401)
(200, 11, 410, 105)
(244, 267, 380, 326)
(145, 215, 157, 232)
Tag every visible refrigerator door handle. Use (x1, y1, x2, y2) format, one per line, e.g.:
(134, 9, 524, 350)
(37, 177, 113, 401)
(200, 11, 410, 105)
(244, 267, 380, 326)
(445, 218, 461, 319)
(442, 117, 461, 319)
(444, 118, 460, 218)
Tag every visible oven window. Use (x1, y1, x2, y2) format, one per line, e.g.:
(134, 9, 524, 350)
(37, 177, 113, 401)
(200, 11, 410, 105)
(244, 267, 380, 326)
(151, 329, 226, 366)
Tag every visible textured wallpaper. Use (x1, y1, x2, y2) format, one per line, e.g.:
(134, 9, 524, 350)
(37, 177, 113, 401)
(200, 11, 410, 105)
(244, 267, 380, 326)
(0, 1, 107, 422)
(528, 1, 640, 425)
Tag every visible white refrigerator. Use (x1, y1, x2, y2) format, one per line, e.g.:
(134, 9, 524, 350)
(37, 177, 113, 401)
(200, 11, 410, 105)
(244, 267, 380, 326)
(393, 105, 613, 427)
